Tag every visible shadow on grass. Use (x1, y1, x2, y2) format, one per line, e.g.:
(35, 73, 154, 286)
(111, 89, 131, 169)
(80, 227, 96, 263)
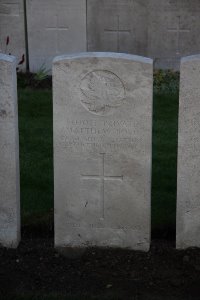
(152, 91, 179, 240)
(18, 88, 53, 236)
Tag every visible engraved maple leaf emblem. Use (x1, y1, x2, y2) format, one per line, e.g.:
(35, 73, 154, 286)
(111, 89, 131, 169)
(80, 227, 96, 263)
(80, 70, 125, 116)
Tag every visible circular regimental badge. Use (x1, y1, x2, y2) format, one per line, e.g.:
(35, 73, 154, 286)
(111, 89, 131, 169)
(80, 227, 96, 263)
(80, 70, 125, 116)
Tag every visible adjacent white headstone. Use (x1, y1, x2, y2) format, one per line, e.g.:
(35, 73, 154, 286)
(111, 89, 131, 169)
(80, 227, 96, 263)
(53, 52, 153, 252)
(87, 0, 147, 56)
(148, 0, 200, 69)
(0, 0, 26, 70)
(177, 55, 200, 249)
(87, 0, 200, 70)
(0, 54, 20, 248)
(26, 0, 87, 72)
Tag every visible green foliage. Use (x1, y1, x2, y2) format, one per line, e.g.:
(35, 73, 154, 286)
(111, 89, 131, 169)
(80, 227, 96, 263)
(34, 64, 51, 82)
(154, 69, 180, 94)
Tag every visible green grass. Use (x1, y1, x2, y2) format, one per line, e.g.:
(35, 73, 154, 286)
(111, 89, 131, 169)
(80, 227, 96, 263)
(18, 88, 53, 230)
(152, 91, 179, 236)
(18, 88, 179, 236)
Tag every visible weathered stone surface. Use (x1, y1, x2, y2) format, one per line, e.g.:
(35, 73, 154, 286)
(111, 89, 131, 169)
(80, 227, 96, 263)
(2, 0, 200, 71)
(87, 0, 200, 70)
(148, 0, 200, 69)
(26, 0, 86, 72)
(53, 52, 153, 251)
(177, 54, 200, 249)
(0, 0, 26, 70)
(0, 54, 20, 248)
(87, 0, 147, 56)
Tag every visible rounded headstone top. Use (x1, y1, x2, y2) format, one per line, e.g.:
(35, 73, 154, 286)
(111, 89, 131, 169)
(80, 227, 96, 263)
(0, 53, 16, 63)
(181, 54, 200, 64)
(53, 52, 153, 65)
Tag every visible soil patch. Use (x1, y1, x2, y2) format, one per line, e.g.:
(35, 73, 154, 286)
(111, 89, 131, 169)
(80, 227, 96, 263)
(0, 238, 200, 299)
(17, 72, 52, 89)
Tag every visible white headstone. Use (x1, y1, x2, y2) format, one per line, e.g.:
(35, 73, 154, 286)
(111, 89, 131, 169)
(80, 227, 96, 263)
(53, 52, 153, 252)
(87, 0, 200, 70)
(26, 0, 87, 72)
(87, 0, 147, 56)
(0, 0, 26, 70)
(148, 0, 200, 69)
(177, 55, 200, 249)
(0, 54, 20, 248)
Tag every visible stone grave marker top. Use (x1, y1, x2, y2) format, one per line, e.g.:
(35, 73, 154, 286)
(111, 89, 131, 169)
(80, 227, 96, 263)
(53, 52, 153, 252)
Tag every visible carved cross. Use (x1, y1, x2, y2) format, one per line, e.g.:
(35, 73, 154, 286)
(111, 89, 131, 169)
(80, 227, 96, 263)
(104, 15, 131, 52)
(46, 15, 69, 54)
(168, 15, 190, 55)
(81, 153, 123, 219)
